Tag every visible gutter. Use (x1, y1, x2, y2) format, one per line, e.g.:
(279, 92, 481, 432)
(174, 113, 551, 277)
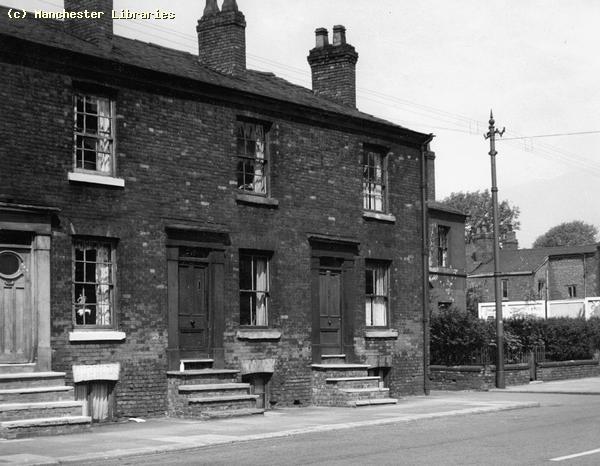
(420, 133, 434, 396)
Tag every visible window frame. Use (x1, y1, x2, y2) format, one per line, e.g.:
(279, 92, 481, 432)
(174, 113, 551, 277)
(365, 261, 390, 328)
(437, 225, 450, 267)
(235, 119, 271, 197)
(72, 238, 117, 330)
(362, 146, 388, 213)
(73, 93, 116, 177)
(238, 251, 271, 327)
(501, 279, 508, 300)
(567, 285, 577, 298)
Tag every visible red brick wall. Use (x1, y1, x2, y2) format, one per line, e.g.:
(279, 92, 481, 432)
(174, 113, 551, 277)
(1, 59, 427, 414)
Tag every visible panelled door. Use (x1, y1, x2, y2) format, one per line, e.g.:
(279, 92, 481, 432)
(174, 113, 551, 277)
(319, 268, 343, 355)
(0, 247, 32, 363)
(178, 261, 210, 358)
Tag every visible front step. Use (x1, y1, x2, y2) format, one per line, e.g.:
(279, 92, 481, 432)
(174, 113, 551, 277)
(0, 370, 91, 439)
(0, 372, 66, 389)
(0, 415, 91, 439)
(311, 364, 397, 407)
(0, 386, 74, 403)
(167, 368, 264, 420)
(0, 363, 36, 374)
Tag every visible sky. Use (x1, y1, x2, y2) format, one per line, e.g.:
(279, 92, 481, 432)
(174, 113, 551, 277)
(5, 0, 600, 247)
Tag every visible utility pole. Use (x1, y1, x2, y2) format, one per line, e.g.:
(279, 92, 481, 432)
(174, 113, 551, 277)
(484, 110, 505, 389)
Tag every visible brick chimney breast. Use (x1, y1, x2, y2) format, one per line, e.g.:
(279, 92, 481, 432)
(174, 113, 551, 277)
(307, 25, 359, 108)
(197, 0, 246, 75)
(64, 0, 113, 52)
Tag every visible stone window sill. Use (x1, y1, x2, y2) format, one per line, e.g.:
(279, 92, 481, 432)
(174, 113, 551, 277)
(236, 193, 279, 208)
(363, 211, 396, 223)
(68, 171, 125, 188)
(236, 329, 282, 341)
(365, 329, 399, 339)
(69, 330, 126, 342)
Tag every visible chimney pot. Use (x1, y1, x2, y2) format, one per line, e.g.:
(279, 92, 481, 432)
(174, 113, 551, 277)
(222, 0, 239, 12)
(315, 28, 329, 48)
(332, 25, 346, 46)
(203, 0, 219, 16)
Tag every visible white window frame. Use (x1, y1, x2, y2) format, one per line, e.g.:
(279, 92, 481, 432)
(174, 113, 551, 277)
(365, 261, 389, 327)
(236, 120, 269, 196)
(239, 253, 270, 327)
(72, 238, 116, 329)
(363, 147, 387, 213)
(437, 225, 450, 267)
(73, 93, 116, 177)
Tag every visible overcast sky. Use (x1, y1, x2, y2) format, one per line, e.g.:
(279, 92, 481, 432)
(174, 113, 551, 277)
(5, 0, 600, 247)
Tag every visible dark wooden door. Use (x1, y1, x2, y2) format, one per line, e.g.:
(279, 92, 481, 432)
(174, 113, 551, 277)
(178, 262, 209, 357)
(0, 248, 32, 363)
(319, 268, 342, 355)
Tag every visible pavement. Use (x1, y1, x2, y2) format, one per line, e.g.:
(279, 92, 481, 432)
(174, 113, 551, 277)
(2, 377, 600, 465)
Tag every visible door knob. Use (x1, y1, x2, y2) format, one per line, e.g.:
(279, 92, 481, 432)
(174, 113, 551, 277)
(190, 320, 196, 328)
(328, 318, 332, 326)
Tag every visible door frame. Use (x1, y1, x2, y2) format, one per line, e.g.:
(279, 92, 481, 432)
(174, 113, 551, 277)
(309, 235, 359, 363)
(0, 202, 56, 371)
(165, 228, 228, 371)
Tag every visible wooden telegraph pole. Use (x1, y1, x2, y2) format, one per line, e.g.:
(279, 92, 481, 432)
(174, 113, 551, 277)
(485, 110, 506, 389)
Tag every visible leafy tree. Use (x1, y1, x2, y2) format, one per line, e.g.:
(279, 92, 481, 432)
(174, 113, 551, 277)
(532, 221, 598, 248)
(441, 190, 520, 243)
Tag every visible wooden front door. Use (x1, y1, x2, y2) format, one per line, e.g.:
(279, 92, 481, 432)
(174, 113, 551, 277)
(178, 262, 210, 358)
(319, 268, 343, 355)
(0, 248, 32, 363)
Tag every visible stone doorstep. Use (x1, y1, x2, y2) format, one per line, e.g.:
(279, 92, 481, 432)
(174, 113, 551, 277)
(0, 372, 66, 381)
(326, 376, 380, 383)
(188, 394, 259, 404)
(0, 386, 73, 395)
(166, 369, 240, 377)
(179, 383, 250, 392)
(0, 363, 36, 374)
(311, 364, 371, 370)
(339, 388, 390, 394)
(201, 408, 264, 419)
(351, 398, 398, 407)
(0, 415, 91, 429)
(0, 400, 83, 412)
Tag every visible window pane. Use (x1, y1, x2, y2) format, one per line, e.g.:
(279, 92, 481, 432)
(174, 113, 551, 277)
(365, 268, 374, 295)
(240, 291, 253, 325)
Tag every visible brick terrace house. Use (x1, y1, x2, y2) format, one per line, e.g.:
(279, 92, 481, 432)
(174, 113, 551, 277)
(428, 200, 467, 313)
(469, 234, 599, 312)
(0, 0, 438, 434)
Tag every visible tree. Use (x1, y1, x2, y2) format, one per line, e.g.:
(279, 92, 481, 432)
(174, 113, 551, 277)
(532, 221, 598, 248)
(441, 190, 520, 243)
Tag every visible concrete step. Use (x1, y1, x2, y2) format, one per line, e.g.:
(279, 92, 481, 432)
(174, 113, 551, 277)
(0, 415, 91, 439)
(167, 369, 239, 386)
(350, 398, 398, 407)
(188, 394, 259, 404)
(179, 383, 251, 397)
(0, 386, 74, 403)
(340, 387, 391, 400)
(0, 363, 36, 374)
(320, 354, 346, 364)
(202, 408, 265, 419)
(179, 359, 214, 371)
(0, 400, 84, 422)
(0, 372, 66, 389)
(186, 394, 259, 415)
(326, 376, 381, 389)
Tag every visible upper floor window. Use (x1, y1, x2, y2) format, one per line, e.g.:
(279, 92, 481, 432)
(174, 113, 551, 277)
(239, 253, 270, 326)
(537, 280, 545, 299)
(365, 262, 389, 327)
(74, 94, 115, 176)
(501, 279, 508, 300)
(363, 148, 386, 212)
(437, 226, 450, 267)
(567, 285, 577, 298)
(73, 239, 115, 328)
(236, 121, 268, 195)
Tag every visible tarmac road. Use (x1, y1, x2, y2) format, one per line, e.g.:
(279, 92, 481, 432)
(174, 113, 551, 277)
(82, 392, 600, 466)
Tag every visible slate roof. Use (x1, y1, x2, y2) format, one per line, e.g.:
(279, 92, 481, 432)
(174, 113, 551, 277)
(470, 244, 598, 276)
(427, 201, 467, 217)
(0, 6, 427, 137)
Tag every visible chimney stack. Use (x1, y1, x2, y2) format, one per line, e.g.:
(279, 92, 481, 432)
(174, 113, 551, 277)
(307, 25, 359, 108)
(502, 225, 519, 250)
(197, 0, 246, 75)
(64, 0, 113, 52)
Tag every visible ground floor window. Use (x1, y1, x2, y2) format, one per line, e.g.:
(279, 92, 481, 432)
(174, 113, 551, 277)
(74, 380, 116, 421)
(242, 373, 271, 409)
